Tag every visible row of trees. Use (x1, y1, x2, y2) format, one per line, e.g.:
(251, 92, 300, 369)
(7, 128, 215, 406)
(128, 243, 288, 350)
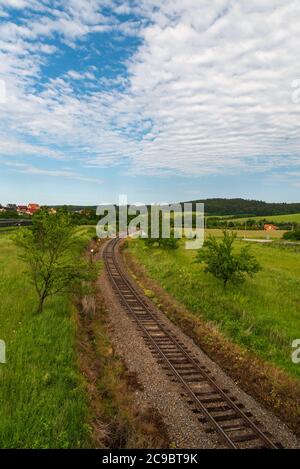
(207, 217, 298, 231)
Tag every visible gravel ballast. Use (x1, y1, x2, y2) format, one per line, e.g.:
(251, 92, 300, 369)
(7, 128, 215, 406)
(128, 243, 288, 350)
(98, 241, 299, 449)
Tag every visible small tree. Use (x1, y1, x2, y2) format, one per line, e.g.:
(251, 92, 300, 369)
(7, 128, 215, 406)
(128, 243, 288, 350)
(144, 229, 179, 250)
(15, 209, 97, 314)
(195, 231, 260, 288)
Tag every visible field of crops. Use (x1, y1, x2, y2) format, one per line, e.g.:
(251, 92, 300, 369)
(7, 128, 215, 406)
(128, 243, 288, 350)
(128, 237, 300, 381)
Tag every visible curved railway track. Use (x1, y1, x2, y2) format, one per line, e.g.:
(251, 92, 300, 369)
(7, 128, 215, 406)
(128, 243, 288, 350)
(103, 237, 282, 449)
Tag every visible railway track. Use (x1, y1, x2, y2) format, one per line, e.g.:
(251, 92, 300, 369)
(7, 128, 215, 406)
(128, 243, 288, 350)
(103, 237, 282, 449)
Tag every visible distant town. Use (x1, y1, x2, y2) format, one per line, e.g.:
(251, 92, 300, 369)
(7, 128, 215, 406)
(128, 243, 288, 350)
(0, 203, 54, 216)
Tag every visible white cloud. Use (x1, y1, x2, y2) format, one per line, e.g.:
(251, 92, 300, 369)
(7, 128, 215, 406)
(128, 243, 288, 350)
(0, 0, 32, 8)
(67, 70, 95, 80)
(5, 161, 103, 184)
(0, 0, 300, 179)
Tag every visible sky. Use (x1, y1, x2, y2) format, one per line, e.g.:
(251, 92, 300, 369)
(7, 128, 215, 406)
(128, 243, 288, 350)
(0, 0, 300, 205)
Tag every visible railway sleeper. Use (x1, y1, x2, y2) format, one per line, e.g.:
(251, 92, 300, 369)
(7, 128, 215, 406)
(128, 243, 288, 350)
(168, 357, 194, 364)
(213, 410, 253, 423)
(219, 422, 247, 432)
(230, 432, 258, 443)
(198, 395, 229, 404)
(181, 375, 206, 382)
(150, 346, 178, 352)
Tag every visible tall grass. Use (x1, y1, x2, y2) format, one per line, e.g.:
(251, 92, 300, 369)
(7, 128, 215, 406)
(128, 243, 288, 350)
(0, 228, 94, 448)
(128, 239, 300, 381)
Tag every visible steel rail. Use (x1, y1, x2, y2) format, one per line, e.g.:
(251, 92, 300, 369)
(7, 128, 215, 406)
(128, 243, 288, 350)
(103, 238, 279, 449)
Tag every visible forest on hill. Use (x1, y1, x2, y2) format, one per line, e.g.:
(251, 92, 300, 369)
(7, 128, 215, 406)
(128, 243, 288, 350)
(183, 198, 300, 216)
(49, 198, 300, 218)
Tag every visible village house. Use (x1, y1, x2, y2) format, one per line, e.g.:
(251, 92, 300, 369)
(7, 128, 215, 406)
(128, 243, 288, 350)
(17, 205, 28, 214)
(0, 203, 41, 215)
(26, 203, 40, 215)
(264, 223, 278, 231)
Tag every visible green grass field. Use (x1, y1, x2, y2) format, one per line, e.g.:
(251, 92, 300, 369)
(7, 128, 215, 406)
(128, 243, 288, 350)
(172, 211, 300, 224)
(0, 227, 95, 448)
(227, 213, 300, 224)
(205, 228, 286, 239)
(0, 226, 19, 234)
(128, 238, 300, 381)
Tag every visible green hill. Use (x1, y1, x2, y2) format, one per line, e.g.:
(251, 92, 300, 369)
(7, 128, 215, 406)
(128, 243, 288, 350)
(183, 198, 300, 217)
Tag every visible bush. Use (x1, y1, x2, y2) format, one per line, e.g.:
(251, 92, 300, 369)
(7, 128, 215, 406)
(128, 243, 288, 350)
(283, 230, 300, 241)
(195, 231, 261, 288)
(144, 233, 179, 250)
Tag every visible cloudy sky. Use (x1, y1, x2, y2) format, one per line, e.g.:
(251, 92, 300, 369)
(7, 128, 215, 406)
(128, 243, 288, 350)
(0, 0, 300, 205)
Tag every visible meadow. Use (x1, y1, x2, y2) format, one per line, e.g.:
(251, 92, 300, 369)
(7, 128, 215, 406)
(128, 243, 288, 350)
(205, 228, 286, 239)
(128, 237, 300, 381)
(0, 226, 19, 234)
(172, 211, 300, 224)
(0, 227, 95, 448)
(225, 213, 300, 224)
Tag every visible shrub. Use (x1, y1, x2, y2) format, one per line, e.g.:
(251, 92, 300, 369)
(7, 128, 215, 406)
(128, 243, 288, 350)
(195, 231, 261, 288)
(283, 230, 300, 241)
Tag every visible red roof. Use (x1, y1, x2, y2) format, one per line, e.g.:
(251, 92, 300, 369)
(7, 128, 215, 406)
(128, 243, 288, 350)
(27, 203, 40, 214)
(264, 224, 278, 230)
